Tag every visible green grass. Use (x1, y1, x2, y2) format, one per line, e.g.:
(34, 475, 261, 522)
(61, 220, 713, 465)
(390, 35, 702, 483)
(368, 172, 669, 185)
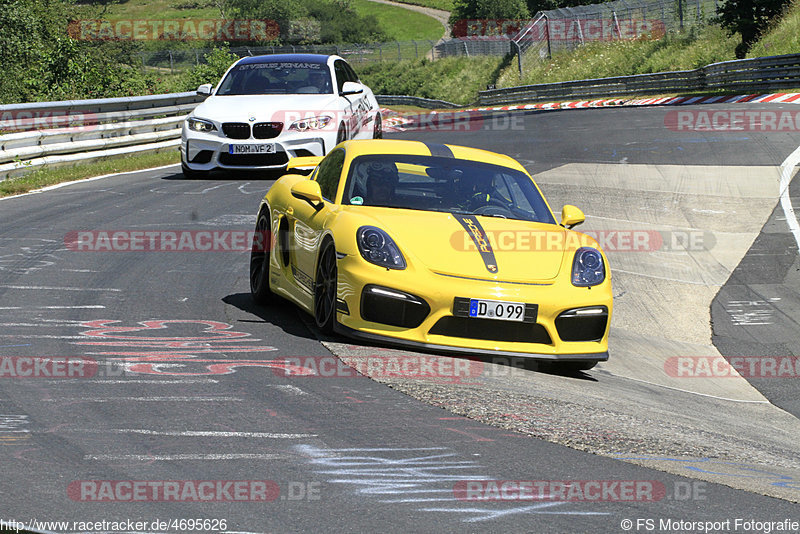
(385, 0, 453, 11)
(99, 0, 445, 42)
(747, 0, 800, 57)
(349, 0, 445, 41)
(359, 55, 506, 105)
(0, 150, 179, 198)
(497, 24, 738, 88)
(100, 0, 222, 21)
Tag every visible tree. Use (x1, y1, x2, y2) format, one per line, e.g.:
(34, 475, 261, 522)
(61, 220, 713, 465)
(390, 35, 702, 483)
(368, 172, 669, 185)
(449, 0, 530, 26)
(716, 0, 791, 58)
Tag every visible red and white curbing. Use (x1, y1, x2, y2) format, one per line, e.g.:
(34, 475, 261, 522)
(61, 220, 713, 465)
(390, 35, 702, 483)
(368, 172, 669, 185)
(380, 92, 800, 132)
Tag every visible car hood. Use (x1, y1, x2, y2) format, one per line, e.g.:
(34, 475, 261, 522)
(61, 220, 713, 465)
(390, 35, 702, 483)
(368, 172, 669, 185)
(352, 209, 570, 282)
(191, 94, 340, 123)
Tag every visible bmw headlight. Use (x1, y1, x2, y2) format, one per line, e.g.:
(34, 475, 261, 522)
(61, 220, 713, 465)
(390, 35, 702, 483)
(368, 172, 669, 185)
(571, 247, 605, 287)
(357, 226, 406, 270)
(288, 116, 332, 132)
(187, 117, 217, 133)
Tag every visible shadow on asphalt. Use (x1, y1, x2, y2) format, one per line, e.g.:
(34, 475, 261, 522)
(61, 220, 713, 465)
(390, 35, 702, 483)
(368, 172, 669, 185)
(161, 169, 285, 181)
(222, 292, 320, 342)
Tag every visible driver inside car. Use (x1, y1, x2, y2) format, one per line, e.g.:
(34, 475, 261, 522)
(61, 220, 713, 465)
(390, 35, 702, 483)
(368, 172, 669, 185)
(451, 171, 510, 212)
(364, 161, 398, 206)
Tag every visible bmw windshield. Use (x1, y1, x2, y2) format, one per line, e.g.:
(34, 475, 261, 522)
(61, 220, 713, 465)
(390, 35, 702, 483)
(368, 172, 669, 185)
(216, 61, 333, 95)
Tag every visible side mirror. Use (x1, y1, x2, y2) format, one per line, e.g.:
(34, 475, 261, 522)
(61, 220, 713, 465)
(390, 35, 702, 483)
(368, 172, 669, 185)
(340, 81, 364, 96)
(196, 84, 213, 96)
(291, 180, 324, 210)
(561, 205, 585, 229)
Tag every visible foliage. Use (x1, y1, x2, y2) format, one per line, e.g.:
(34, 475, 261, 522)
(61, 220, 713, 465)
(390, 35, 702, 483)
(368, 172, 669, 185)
(715, 0, 792, 58)
(448, 0, 530, 25)
(182, 47, 239, 88)
(357, 56, 505, 104)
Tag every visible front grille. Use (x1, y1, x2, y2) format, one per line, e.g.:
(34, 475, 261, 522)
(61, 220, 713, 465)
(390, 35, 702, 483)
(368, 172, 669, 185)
(219, 152, 289, 167)
(360, 285, 430, 328)
(555, 307, 608, 342)
(429, 316, 552, 344)
(222, 122, 250, 139)
(253, 122, 283, 139)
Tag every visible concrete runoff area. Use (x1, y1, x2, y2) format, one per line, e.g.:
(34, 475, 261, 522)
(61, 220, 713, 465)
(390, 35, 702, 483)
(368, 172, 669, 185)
(322, 162, 800, 501)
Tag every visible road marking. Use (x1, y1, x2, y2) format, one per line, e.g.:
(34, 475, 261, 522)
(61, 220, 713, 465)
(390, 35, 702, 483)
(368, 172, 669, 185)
(0, 285, 121, 291)
(43, 396, 242, 402)
(0, 305, 106, 310)
(0, 163, 180, 202)
(40, 379, 219, 384)
(76, 429, 316, 438)
(271, 385, 308, 396)
(84, 453, 289, 461)
(779, 143, 800, 252)
(606, 373, 771, 403)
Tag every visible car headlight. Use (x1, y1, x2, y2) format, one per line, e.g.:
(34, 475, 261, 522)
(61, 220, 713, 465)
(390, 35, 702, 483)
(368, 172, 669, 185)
(571, 247, 605, 287)
(288, 116, 332, 132)
(357, 226, 406, 270)
(187, 117, 217, 132)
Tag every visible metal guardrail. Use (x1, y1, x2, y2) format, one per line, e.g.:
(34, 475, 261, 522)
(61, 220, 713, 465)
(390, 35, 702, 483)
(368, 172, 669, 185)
(479, 53, 800, 105)
(0, 92, 206, 180)
(376, 95, 461, 109)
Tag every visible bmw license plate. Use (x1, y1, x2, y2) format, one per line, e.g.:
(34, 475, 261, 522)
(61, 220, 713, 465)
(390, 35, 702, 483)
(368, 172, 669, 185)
(469, 298, 525, 322)
(229, 143, 275, 154)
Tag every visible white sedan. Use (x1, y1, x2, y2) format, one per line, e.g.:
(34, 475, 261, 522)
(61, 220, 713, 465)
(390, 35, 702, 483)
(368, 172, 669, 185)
(180, 53, 382, 177)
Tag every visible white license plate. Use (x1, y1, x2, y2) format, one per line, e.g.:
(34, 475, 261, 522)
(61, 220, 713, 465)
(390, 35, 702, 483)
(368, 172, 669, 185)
(229, 143, 275, 154)
(469, 299, 525, 322)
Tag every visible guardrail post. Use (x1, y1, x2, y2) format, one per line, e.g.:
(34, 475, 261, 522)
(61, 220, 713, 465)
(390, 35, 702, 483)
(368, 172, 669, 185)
(513, 41, 523, 76)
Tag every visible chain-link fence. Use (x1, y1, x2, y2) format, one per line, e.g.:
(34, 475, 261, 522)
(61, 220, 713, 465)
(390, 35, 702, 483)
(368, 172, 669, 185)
(138, 39, 508, 72)
(513, 0, 721, 74)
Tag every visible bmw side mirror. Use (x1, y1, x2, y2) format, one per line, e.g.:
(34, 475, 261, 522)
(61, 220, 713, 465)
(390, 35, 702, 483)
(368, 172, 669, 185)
(196, 84, 213, 96)
(340, 81, 364, 96)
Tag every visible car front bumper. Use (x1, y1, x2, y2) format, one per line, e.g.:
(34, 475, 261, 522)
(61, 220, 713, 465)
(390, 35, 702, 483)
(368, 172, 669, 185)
(334, 254, 613, 360)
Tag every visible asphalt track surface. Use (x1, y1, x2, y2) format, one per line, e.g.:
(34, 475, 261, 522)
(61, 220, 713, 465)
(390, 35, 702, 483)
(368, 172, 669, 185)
(1, 104, 800, 533)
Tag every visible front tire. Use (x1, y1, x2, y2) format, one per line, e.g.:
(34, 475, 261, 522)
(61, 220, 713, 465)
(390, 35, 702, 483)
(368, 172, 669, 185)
(314, 240, 338, 334)
(336, 123, 347, 145)
(373, 112, 383, 139)
(250, 209, 274, 304)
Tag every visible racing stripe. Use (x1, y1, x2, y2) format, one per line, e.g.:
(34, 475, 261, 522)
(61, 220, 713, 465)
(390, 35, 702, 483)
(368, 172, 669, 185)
(425, 143, 454, 158)
(452, 214, 498, 273)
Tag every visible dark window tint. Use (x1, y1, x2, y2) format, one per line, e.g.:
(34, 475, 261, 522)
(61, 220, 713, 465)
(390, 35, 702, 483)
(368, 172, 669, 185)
(334, 61, 349, 93)
(315, 149, 345, 201)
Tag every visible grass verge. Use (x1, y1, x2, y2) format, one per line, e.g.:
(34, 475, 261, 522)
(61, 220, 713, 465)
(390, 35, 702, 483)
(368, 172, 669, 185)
(350, 0, 445, 41)
(498, 24, 739, 88)
(360, 55, 506, 105)
(0, 150, 180, 198)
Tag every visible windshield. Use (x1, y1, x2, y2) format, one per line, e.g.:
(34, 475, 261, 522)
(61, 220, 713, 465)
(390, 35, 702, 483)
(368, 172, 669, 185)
(342, 154, 557, 224)
(216, 61, 333, 95)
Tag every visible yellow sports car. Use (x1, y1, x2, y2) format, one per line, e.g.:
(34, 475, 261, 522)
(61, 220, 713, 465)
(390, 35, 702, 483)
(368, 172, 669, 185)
(250, 139, 612, 370)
